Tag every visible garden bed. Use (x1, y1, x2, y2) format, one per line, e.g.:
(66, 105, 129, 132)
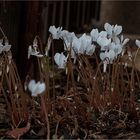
(0, 23, 140, 139)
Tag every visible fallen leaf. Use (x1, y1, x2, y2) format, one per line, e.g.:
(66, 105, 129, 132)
(7, 122, 30, 139)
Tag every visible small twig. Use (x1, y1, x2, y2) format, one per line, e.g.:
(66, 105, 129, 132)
(0, 26, 7, 38)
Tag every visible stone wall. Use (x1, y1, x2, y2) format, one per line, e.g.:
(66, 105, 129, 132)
(100, 1, 140, 34)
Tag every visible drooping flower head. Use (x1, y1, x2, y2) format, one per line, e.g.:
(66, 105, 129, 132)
(54, 52, 68, 69)
(0, 38, 11, 54)
(104, 23, 122, 44)
(28, 80, 46, 97)
(49, 25, 62, 39)
(28, 38, 43, 59)
(72, 33, 96, 56)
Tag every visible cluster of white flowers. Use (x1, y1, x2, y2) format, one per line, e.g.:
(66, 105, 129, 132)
(49, 26, 97, 69)
(0, 38, 11, 54)
(27, 23, 140, 97)
(90, 23, 130, 72)
(49, 23, 130, 72)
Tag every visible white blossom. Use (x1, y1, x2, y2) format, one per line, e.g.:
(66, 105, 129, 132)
(85, 44, 96, 55)
(72, 37, 82, 54)
(104, 23, 113, 36)
(49, 25, 62, 39)
(61, 30, 76, 58)
(100, 49, 115, 63)
(54, 52, 68, 69)
(110, 42, 122, 56)
(61, 30, 76, 50)
(104, 23, 122, 37)
(100, 50, 116, 72)
(28, 45, 43, 59)
(97, 36, 111, 49)
(90, 28, 99, 42)
(0, 39, 11, 53)
(28, 80, 46, 97)
(104, 23, 122, 44)
(72, 33, 95, 55)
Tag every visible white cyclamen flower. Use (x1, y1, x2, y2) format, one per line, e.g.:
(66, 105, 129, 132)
(72, 37, 82, 54)
(104, 23, 122, 44)
(61, 30, 76, 58)
(61, 30, 76, 50)
(100, 49, 116, 63)
(72, 33, 95, 55)
(54, 52, 68, 69)
(80, 34, 96, 55)
(0, 39, 11, 53)
(100, 50, 116, 72)
(90, 28, 99, 42)
(85, 44, 96, 55)
(97, 36, 111, 49)
(28, 45, 43, 59)
(49, 25, 62, 39)
(28, 80, 46, 97)
(113, 24, 122, 36)
(110, 42, 122, 56)
(90, 28, 107, 42)
(90, 28, 110, 49)
(104, 22, 122, 37)
(104, 23, 113, 36)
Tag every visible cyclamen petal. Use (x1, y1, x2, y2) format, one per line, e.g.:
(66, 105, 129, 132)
(122, 38, 129, 46)
(99, 31, 107, 38)
(79, 33, 92, 53)
(72, 37, 81, 53)
(62, 30, 76, 51)
(90, 28, 99, 41)
(54, 52, 67, 69)
(114, 36, 120, 44)
(28, 80, 37, 95)
(111, 43, 122, 56)
(135, 39, 140, 48)
(104, 23, 113, 35)
(28, 80, 46, 97)
(85, 44, 96, 55)
(113, 24, 122, 35)
(100, 50, 115, 62)
(100, 52, 106, 61)
(49, 25, 62, 39)
(28, 45, 43, 59)
(54, 53, 61, 66)
(97, 36, 111, 48)
(34, 82, 46, 95)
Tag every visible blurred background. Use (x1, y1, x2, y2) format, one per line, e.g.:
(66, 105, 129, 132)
(0, 0, 140, 78)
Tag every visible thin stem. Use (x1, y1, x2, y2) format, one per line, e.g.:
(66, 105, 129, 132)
(40, 95, 50, 139)
(0, 26, 7, 38)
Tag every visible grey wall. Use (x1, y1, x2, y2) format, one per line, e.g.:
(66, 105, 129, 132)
(100, 1, 140, 34)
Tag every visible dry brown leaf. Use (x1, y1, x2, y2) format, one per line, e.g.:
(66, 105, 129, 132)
(7, 122, 30, 140)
